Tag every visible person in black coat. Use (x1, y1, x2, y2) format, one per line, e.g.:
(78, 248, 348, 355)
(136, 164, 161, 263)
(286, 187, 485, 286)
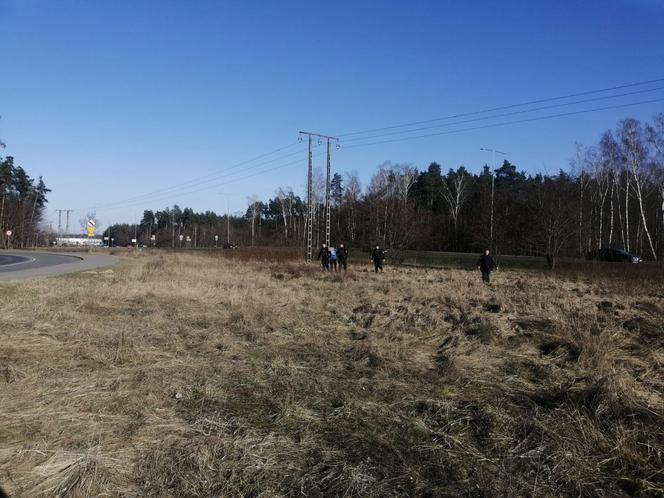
(337, 244, 349, 271)
(318, 244, 330, 271)
(371, 245, 385, 273)
(477, 249, 498, 283)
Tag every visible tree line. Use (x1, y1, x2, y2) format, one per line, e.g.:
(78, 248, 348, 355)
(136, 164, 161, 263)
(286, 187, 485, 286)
(0, 154, 51, 248)
(104, 114, 664, 263)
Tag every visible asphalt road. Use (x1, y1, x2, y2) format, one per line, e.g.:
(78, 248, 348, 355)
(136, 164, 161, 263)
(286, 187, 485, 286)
(0, 250, 118, 281)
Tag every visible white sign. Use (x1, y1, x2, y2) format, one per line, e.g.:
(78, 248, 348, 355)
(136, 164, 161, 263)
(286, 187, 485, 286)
(150, 235, 156, 241)
(185, 236, 191, 242)
(179, 235, 184, 241)
(131, 238, 137, 243)
(214, 235, 219, 241)
(5, 230, 11, 237)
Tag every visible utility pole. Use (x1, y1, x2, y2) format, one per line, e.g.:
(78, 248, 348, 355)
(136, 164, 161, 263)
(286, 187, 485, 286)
(65, 209, 72, 235)
(325, 138, 332, 247)
(299, 131, 338, 262)
(306, 134, 313, 262)
(227, 199, 230, 244)
(171, 212, 175, 248)
(480, 148, 506, 250)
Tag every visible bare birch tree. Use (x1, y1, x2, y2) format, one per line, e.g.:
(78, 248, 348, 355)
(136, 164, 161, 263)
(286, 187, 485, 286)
(440, 166, 471, 250)
(620, 119, 657, 260)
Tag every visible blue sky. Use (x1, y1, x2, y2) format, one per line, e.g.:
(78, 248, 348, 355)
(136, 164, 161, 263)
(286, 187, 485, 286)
(1, 0, 663, 230)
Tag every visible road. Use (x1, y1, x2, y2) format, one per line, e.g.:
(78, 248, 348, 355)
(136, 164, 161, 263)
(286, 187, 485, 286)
(0, 250, 118, 281)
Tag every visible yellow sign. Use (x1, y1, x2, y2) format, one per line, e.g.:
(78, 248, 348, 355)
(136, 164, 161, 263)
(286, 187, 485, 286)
(86, 219, 96, 238)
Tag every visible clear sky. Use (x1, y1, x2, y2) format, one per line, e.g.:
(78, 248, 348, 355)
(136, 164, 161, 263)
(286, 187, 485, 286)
(2, 0, 663, 230)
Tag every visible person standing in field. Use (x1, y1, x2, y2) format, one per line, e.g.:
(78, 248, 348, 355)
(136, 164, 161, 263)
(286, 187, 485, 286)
(337, 244, 348, 271)
(329, 246, 338, 272)
(371, 245, 385, 273)
(318, 243, 330, 271)
(477, 248, 498, 283)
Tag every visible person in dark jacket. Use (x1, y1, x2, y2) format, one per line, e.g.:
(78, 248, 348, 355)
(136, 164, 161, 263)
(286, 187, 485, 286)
(337, 244, 349, 271)
(371, 245, 385, 273)
(318, 244, 330, 271)
(477, 249, 498, 283)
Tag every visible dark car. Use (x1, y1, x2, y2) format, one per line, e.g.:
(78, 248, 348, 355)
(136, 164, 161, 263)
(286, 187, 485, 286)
(222, 242, 237, 249)
(587, 248, 642, 263)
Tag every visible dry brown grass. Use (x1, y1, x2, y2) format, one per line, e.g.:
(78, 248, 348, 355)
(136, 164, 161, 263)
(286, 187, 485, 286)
(0, 251, 662, 497)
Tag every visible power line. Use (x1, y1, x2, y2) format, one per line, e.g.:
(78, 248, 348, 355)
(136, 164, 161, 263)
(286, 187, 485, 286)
(336, 77, 664, 138)
(340, 85, 664, 144)
(90, 154, 313, 215)
(74, 141, 303, 212)
(342, 97, 664, 149)
(71, 78, 664, 220)
(86, 97, 663, 216)
(77, 144, 307, 212)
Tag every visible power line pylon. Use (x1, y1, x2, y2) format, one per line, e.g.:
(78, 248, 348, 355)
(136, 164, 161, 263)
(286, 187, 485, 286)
(56, 209, 73, 235)
(65, 209, 72, 235)
(299, 131, 338, 262)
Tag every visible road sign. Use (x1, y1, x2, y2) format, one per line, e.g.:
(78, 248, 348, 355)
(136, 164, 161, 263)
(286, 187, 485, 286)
(87, 219, 96, 238)
(150, 235, 156, 241)
(5, 230, 11, 237)
(179, 235, 184, 241)
(214, 235, 219, 241)
(131, 238, 137, 243)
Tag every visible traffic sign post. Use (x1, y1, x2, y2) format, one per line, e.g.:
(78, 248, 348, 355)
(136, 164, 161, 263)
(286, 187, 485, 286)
(87, 219, 96, 238)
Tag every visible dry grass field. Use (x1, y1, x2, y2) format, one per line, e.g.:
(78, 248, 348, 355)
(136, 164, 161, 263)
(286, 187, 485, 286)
(0, 251, 662, 497)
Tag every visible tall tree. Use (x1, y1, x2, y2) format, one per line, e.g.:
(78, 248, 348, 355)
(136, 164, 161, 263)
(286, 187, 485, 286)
(620, 119, 657, 260)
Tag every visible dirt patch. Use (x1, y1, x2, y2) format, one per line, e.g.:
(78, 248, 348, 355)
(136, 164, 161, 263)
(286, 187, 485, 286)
(622, 317, 662, 346)
(538, 338, 581, 363)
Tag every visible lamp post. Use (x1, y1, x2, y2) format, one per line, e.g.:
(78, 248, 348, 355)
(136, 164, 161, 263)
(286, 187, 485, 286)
(480, 147, 507, 250)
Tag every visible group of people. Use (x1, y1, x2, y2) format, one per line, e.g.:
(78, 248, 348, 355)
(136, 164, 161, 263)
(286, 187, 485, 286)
(317, 243, 499, 283)
(316, 243, 389, 273)
(317, 243, 349, 272)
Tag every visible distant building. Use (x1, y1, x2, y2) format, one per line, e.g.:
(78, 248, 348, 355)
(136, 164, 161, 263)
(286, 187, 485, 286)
(55, 236, 103, 247)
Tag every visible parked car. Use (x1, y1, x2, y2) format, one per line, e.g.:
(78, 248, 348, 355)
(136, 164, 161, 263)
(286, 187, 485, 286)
(587, 248, 642, 263)
(222, 242, 237, 249)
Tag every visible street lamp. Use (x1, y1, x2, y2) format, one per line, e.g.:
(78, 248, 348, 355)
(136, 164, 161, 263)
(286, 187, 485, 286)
(480, 147, 507, 250)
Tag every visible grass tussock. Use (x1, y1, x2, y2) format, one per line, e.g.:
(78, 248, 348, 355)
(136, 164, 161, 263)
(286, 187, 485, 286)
(0, 252, 662, 497)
